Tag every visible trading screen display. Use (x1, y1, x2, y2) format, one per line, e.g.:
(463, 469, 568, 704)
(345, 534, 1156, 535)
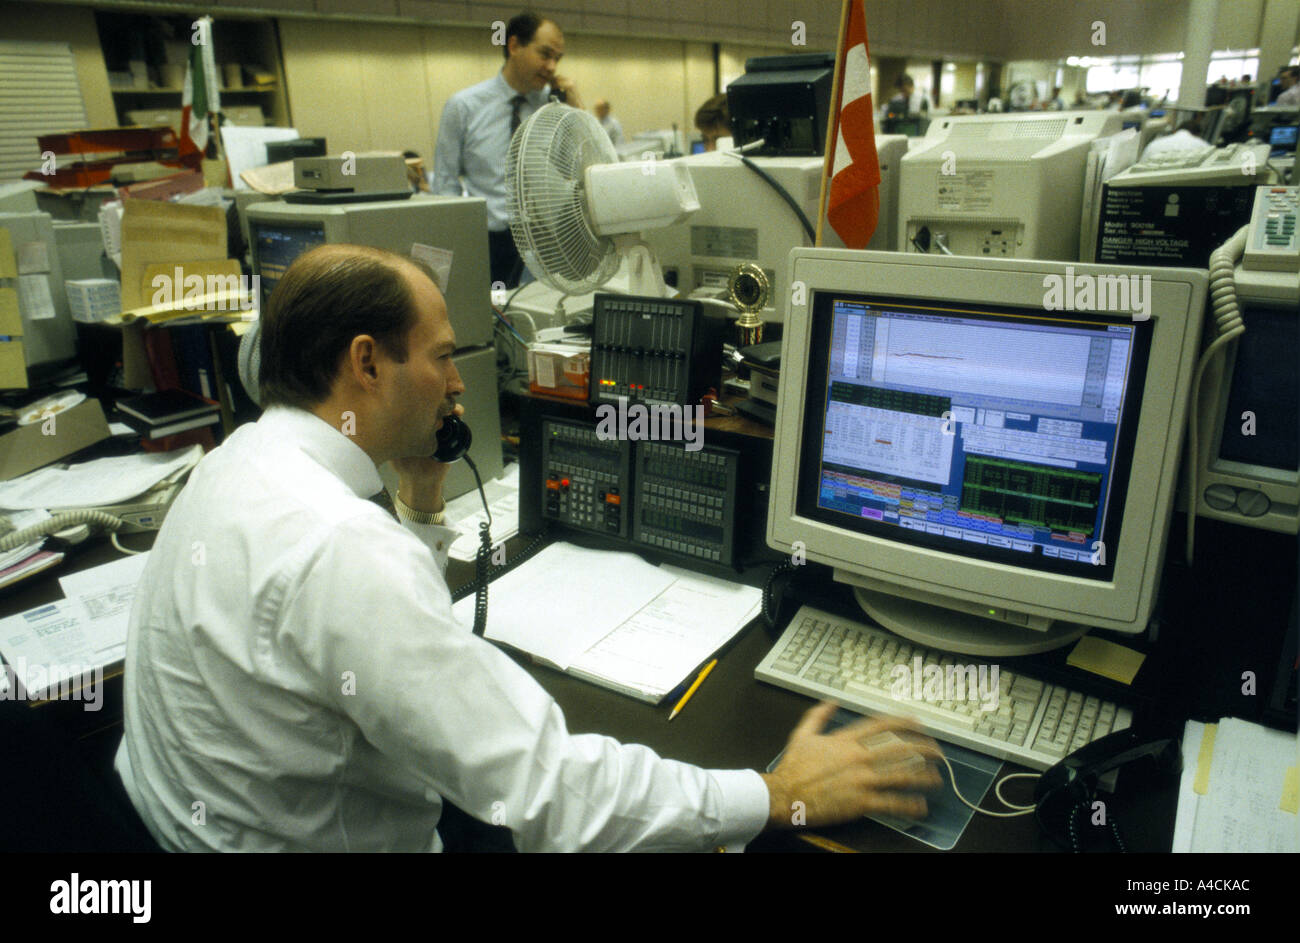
(253, 223, 326, 307)
(797, 293, 1152, 579)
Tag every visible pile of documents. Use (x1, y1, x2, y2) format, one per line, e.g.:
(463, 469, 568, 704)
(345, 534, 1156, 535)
(452, 541, 761, 703)
(0, 552, 148, 702)
(1174, 717, 1298, 852)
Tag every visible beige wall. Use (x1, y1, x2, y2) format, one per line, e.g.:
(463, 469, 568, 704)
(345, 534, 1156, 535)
(1, 1, 115, 128)
(279, 18, 721, 157)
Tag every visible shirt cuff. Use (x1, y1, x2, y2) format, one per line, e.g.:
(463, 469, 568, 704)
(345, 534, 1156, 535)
(399, 520, 460, 571)
(708, 768, 770, 852)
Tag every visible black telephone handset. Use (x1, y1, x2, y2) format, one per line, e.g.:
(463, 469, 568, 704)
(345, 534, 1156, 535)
(550, 87, 567, 105)
(1033, 727, 1181, 851)
(433, 415, 472, 463)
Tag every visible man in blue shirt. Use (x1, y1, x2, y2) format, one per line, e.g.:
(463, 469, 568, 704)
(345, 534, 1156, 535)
(433, 11, 582, 288)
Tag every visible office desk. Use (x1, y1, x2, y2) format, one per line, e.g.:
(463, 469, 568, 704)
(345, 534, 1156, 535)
(10, 519, 1277, 853)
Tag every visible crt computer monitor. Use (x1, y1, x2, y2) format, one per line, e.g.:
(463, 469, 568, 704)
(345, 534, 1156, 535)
(898, 112, 1123, 261)
(768, 249, 1207, 656)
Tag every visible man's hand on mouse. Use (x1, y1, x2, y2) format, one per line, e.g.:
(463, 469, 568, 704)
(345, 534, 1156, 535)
(760, 702, 944, 830)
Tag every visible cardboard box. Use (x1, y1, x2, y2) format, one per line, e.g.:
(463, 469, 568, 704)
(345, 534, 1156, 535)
(527, 343, 590, 401)
(0, 398, 112, 481)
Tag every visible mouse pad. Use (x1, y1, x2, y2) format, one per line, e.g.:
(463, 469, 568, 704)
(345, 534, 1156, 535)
(768, 707, 1003, 851)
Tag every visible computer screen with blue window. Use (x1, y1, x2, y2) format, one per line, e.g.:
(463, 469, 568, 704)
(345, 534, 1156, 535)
(797, 295, 1150, 584)
(767, 250, 1206, 654)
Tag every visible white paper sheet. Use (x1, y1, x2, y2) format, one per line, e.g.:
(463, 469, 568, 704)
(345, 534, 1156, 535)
(447, 464, 519, 562)
(1173, 717, 1299, 852)
(17, 274, 56, 320)
(0, 446, 200, 510)
(452, 541, 676, 669)
(220, 125, 302, 191)
(59, 551, 150, 650)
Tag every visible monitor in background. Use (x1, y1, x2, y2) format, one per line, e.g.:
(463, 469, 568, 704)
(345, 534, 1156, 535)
(246, 195, 501, 501)
(639, 138, 907, 323)
(768, 249, 1206, 656)
(898, 112, 1123, 261)
(1270, 124, 1299, 154)
(247, 195, 492, 347)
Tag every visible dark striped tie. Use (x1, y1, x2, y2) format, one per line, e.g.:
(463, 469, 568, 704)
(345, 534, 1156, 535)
(510, 95, 527, 135)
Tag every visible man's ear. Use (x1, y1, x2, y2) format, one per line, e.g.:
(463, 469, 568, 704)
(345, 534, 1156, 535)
(348, 335, 380, 387)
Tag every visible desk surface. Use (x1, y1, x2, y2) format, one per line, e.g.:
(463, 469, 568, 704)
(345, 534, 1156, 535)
(2, 528, 1202, 854)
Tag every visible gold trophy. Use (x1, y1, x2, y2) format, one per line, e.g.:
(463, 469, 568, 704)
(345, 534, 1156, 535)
(728, 262, 769, 348)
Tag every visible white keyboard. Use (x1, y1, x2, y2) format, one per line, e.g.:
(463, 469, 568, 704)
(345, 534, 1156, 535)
(755, 605, 1131, 771)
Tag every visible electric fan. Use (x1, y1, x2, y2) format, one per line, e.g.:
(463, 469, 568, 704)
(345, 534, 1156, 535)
(507, 103, 699, 298)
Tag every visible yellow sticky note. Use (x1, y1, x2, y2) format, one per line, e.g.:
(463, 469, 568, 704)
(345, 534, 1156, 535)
(1193, 723, 1218, 795)
(0, 228, 16, 279)
(1281, 766, 1299, 814)
(1066, 636, 1147, 685)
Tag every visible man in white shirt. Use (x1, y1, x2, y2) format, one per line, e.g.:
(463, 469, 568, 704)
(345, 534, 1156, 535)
(433, 12, 581, 288)
(115, 243, 942, 852)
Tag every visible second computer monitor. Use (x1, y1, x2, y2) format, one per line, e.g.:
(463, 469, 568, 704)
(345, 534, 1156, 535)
(768, 249, 1206, 655)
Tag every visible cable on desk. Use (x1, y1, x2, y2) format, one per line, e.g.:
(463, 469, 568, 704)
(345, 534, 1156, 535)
(939, 758, 1038, 819)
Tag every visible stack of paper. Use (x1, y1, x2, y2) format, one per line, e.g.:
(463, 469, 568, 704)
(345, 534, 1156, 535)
(0, 552, 148, 701)
(1173, 717, 1299, 852)
(451, 541, 760, 702)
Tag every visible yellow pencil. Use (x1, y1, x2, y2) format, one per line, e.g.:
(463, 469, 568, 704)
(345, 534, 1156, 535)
(669, 659, 717, 721)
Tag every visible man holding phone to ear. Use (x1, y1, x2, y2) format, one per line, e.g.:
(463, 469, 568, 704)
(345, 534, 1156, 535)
(116, 244, 942, 852)
(433, 10, 581, 288)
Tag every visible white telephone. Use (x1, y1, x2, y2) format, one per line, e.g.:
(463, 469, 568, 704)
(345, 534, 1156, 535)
(0, 446, 201, 553)
(1186, 185, 1299, 560)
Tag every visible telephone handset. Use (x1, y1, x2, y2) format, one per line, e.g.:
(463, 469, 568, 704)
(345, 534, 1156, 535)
(433, 414, 472, 463)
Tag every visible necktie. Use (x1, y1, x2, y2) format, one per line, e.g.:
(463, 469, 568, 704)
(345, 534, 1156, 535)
(510, 95, 527, 135)
(369, 488, 398, 521)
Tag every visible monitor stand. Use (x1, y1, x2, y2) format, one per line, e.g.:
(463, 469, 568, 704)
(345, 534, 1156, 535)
(853, 586, 1090, 658)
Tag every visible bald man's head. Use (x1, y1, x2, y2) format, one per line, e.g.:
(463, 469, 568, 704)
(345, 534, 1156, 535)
(259, 244, 436, 410)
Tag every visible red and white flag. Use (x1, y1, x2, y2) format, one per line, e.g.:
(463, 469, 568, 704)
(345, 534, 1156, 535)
(825, 0, 881, 249)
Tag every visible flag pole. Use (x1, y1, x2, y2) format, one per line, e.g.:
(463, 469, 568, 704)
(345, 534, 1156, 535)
(816, 0, 853, 247)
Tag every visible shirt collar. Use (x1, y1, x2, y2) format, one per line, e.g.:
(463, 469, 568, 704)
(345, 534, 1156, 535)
(494, 70, 550, 106)
(258, 406, 383, 499)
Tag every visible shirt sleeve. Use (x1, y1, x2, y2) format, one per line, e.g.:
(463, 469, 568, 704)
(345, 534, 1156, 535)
(432, 97, 467, 197)
(278, 515, 770, 852)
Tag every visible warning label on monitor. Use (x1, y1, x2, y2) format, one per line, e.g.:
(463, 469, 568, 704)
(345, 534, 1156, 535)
(1095, 185, 1256, 267)
(691, 225, 758, 260)
(937, 171, 994, 212)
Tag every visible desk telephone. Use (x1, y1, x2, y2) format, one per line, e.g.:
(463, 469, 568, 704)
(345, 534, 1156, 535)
(0, 449, 201, 554)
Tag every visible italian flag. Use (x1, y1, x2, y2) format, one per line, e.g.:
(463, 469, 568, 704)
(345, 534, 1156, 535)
(179, 17, 221, 158)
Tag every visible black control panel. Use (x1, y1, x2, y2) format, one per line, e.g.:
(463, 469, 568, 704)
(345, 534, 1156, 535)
(589, 294, 725, 407)
(519, 395, 782, 571)
(633, 441, 739, 565)
(539, 419, 632, 538)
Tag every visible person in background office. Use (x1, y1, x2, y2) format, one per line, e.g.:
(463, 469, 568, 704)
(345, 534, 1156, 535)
(695, 93, 731, 151)
(113, 244, 943, 852)
(433, 10, 582, 288)
(1046, 86, 1065, 111)
(594, 99, 624, 146)
(887, 75, 928, 117)
(1276, 66, 1300, 107)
